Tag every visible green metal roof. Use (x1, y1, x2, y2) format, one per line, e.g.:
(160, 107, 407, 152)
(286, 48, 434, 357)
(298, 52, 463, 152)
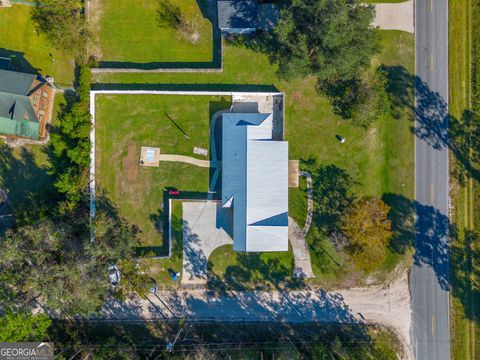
(0, 116, 40, 139)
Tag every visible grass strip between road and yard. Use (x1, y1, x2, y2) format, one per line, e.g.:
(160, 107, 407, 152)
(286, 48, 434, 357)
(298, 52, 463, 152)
(449, 0, 480, 359)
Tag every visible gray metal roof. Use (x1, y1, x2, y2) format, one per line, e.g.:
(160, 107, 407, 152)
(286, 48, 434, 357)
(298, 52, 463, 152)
(0, 93, 37, 122)
(0, 69, 36, 95)
(0, 69, 40, 139)
(218, 0, 258, 30)
(222, 112, 289, 252)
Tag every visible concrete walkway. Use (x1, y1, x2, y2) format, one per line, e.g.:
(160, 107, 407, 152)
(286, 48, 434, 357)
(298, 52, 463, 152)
(289, 218, 315, 279)
(373, 0, 414, 34)
(158, 154, 218, 168)
(98, 271, 412, 359)
(288, 171, 314, 278)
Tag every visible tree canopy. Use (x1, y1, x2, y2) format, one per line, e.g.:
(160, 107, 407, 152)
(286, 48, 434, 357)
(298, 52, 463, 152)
(341, 197, 392, 272)
(273, 0, 380, 83)
(31, 0, 88, 60)
(0, 311, 51, 342)
(0, 214, 138, 315)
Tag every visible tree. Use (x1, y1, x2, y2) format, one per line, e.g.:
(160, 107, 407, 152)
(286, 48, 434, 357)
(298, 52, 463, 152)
(319, 67, 390, 128)
(0, 311, 51, 342)
(49, 65, 91, 213)
(273, 0, 380, 83)
(156, 0, 198, 43)
(341, 197, 392, 272)
(311, 164, 354, 235)
(31, 0, 88, 60)
(0, 212, 139, 315)
(116, 258, 151, 299)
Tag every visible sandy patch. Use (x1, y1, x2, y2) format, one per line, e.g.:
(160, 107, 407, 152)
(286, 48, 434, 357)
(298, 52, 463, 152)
(123, 144, 138, 183)
(87, 0, 104, 59)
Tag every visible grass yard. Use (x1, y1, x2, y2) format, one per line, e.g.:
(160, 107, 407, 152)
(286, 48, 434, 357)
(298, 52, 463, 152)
(0, 5, 74, 85)
(146, 200, 185, 286)
(207, 245, 295, 290)
(91, 0, 213, 64)
(95, 95, 230, 250)
(93, 30, 414, 287)
(449, 0, 480, 359)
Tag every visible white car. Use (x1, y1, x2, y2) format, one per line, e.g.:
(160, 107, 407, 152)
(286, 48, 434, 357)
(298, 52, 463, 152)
(108, 265, 121, 287)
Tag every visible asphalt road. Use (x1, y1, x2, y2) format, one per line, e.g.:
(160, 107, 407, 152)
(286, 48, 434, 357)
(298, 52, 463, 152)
(411, 0, 451, 359)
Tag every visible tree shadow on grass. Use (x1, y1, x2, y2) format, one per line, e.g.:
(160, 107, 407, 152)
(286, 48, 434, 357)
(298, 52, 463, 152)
(207, 250, 301, 291)
(0, 142, 56, 230)
(450, 229, 480, 323)
(382, 65, 480, 182)
(382, 193, 450, 290)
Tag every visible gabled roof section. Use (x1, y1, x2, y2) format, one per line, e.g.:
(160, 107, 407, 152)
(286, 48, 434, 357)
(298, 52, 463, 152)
(0, 93, 37, 122)
(222, 112, 289, 252)
(0, 69, 36, 95)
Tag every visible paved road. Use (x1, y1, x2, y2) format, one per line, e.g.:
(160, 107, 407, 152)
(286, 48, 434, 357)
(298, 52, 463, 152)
(411, 0, 451, 359)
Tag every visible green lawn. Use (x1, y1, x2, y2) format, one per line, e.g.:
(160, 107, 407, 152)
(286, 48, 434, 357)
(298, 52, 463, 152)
(449, 0, 480, 359)
(93, 30, 415, 287)
(207, 245, 295, 290)
(95, 95, 230, 249)
(92, 0, 213, 64)
(146, 200, 184, 286)
(0, 5, 74, 85)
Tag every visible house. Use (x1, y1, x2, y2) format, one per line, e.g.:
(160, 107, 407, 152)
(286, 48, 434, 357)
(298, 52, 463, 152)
(0, 68, 54, 139)
(217, 0, 279, 34)
(222, 112, 289, 252)
(218, 0, 258, 34)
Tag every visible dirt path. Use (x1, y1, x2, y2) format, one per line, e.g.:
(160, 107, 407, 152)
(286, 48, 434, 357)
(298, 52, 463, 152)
(124, 144, 137, 183)
(98, 271, 412, 359)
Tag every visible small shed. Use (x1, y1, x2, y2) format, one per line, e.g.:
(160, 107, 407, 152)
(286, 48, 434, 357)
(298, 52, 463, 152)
(217, 0, 258, 34)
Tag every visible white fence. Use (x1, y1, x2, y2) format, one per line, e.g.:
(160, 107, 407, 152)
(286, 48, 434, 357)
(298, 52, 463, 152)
(89, 90, 285, 249)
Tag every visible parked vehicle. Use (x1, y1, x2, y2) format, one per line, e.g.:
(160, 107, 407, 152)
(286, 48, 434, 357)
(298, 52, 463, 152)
(108, 265, 121, 287)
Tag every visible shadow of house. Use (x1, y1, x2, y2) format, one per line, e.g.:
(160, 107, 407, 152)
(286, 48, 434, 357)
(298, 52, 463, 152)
(0, 143, 56, 232)
(0, 48, 41, 75)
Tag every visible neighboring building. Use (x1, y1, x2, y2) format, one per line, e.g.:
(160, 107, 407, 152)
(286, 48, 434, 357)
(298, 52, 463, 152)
(222, 112, 289, 252)
(0, 69, 54, 139)
(217, 0, 280, 34)
(218, 0, 258, 34)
